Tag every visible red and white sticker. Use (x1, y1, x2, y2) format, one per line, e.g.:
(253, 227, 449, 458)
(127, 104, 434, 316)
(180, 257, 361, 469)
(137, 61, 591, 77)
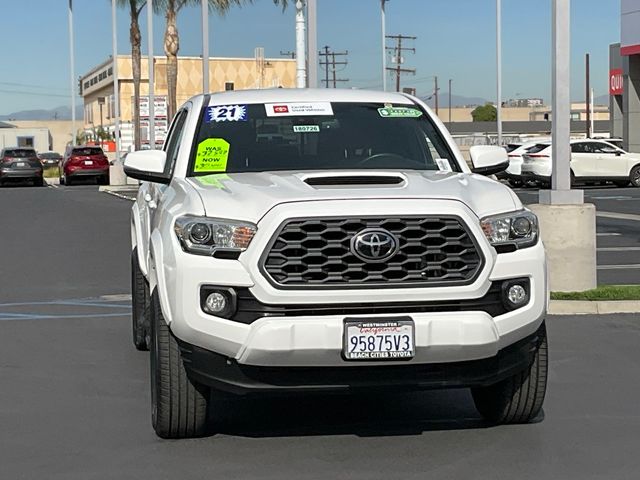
(265, 102, 333, 117)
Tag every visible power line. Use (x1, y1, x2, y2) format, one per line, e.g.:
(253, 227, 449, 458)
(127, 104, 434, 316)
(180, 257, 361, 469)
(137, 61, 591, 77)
(0, 81, 68, 92)
(385, 34, 416, 92)
(319, 46, 349, 88)
(0, 88, 71, 98)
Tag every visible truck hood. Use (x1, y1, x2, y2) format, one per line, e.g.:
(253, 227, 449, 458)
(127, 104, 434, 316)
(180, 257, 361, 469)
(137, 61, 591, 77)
(186, 170, 521, 223)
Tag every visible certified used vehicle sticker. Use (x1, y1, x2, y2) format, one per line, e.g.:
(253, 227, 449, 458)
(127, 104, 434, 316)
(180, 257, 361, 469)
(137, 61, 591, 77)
(194, 138, 230, 172)
(293, 125, 320, 133)
(378, 107, 423, 118)
(205, 105, 248, 123)
(265, 102, 333, 117)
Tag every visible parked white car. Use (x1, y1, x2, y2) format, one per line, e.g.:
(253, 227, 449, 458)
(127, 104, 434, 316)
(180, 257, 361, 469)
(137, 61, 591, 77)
(503, 141, 551, 187)
(521, 139, 640, 187)
(124, 89, 548, 438)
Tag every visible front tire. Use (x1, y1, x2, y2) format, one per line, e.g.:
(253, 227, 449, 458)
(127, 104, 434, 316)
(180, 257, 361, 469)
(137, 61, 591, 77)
(131, 249, 150, 351)
(471, 323, 548, 424)
(150, 290, 210, 439)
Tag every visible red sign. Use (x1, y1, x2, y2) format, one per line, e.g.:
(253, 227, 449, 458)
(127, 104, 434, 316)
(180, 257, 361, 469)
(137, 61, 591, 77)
(610, 69, 624, 95)
(273, 105, 289, 113)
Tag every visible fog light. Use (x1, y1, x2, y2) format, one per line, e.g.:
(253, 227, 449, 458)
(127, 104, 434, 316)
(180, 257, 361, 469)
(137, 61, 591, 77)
(508, 284, 527, 305)
(501, 278, 530, 311)
(204, 292, 227, 314)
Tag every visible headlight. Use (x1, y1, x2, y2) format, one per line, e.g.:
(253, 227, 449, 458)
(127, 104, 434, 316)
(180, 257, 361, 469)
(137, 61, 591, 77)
(480, 210, 538, 249)
(174, 215, 257, 256)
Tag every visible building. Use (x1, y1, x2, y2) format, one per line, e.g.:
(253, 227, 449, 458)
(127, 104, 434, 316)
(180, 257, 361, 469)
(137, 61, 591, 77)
(609, 0, 640, 150)
(0, 121, 52, 152)
(529, 102, 610, 122)
(80, 53, 296, 151)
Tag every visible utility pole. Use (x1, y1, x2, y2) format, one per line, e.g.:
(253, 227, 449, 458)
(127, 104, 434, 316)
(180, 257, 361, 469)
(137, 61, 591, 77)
(434, 76, 439, 115)
(448, 78, 452, 123)
(385, 34, 416, 92)
(585, 52, 591, 138)
(280, 50, 296, 59)
(381, 0, 389, 91)
(319, 46, 348, 88)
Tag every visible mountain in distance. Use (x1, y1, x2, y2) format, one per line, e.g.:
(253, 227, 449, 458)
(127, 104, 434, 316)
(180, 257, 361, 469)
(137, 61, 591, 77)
(0, 105, 84, 121)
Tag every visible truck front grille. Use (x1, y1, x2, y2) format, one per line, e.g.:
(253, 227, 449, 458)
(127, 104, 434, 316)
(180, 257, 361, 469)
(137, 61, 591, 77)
(260, 216, 484, 288)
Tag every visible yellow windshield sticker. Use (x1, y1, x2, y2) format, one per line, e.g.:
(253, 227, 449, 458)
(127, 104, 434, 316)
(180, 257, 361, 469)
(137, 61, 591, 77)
(194, 138, 230, 172)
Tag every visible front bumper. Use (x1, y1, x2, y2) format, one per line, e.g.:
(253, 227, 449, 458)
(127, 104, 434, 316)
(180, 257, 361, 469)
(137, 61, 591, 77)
(178, 322, 546, 394)
(156, 199, 547, 369)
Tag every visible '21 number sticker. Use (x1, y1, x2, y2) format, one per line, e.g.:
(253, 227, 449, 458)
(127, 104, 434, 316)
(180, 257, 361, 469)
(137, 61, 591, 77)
(205, 105, 248, 123)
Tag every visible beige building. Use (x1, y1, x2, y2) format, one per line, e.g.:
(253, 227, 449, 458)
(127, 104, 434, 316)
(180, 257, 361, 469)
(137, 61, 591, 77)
(80, 54, 296, 150)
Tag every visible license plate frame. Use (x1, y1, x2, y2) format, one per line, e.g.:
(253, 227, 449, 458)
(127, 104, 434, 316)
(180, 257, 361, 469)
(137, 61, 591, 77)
(342, 316, 415, 361)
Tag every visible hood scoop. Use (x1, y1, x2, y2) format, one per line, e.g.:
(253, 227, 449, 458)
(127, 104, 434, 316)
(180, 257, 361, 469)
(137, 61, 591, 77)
(303, 174, 406, 187)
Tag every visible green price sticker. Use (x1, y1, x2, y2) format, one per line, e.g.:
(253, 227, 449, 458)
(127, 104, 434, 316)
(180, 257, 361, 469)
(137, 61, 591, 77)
(194, 138, 230, 173)
(378, 107, 423, 118)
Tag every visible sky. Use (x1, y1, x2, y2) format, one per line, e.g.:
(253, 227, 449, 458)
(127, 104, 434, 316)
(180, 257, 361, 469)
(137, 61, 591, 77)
(0, 0, 622, 115)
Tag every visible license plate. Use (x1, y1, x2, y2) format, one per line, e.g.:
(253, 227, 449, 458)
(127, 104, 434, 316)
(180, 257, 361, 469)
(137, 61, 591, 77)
(85, 160, 94, 165)
(343, 317, 415, 360)
(16, 162, 25, 167)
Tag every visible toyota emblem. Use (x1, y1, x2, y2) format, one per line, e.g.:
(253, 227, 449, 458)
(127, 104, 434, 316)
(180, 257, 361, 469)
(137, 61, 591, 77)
(351, 228, 399, 262)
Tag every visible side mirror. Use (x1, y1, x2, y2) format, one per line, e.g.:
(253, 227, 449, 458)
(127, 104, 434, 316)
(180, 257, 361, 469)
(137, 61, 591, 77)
(123, 150, 170, 184)
(469, 145, 509, 176)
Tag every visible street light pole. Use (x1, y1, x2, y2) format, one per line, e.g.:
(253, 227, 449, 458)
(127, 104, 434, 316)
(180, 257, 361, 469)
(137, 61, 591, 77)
(307, 0, 318, 88)
(111, 0, 121, 163)
(496, 0, 502, 146)
(202, 0, 209, 94)
(68, 0, 76, 146)
(148, 0, 155, 149)
(381, 0, 388, 91)
(295, 0, 306, 88)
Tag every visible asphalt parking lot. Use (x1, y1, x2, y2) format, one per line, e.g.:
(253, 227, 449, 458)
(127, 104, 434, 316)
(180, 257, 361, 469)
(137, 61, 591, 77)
(1, 184, 639, 479)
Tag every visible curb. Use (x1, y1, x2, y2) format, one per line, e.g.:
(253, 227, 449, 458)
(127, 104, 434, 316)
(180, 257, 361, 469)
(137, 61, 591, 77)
(549, 300, 640, 315)
(100, 187, 136, 201)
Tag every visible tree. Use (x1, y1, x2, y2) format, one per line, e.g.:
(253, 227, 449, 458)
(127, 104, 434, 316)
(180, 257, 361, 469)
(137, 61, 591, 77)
(156, 0, 288, 120)
(471, 103, 497, 122)
(116, 0, 147, 151)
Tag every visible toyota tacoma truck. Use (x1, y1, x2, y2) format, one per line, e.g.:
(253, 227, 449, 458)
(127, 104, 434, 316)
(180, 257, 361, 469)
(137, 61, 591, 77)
(124, 89, 548, 439)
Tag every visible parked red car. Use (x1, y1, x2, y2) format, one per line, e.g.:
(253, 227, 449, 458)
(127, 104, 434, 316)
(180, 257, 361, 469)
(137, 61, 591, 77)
(60, 145, 110, 186)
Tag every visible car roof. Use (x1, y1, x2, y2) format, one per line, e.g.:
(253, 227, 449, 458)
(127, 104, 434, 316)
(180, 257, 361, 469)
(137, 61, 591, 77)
(198, 88, 415, 106)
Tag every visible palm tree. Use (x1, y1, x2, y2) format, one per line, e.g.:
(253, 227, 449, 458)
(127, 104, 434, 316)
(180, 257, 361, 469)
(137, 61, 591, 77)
(156, 0, 288, 120)
(116, 0, 146, 151)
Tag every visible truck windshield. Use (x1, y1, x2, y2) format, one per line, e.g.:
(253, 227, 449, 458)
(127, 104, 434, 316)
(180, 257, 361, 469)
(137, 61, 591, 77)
(187, 102, 460, 176)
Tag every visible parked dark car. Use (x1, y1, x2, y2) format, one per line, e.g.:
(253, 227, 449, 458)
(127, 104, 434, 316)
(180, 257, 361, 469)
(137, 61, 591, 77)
(60, 145, 110, 185)
(0, 147, 44, 186)
(39, 151, 63, 166)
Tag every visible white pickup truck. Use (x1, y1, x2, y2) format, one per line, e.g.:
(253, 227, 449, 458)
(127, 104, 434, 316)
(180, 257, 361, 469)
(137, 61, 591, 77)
(124, 89, 548, 439)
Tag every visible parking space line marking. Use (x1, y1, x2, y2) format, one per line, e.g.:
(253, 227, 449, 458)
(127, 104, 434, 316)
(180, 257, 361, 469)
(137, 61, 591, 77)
(597, 264, 640, 270)
(597, 233, 621, 236)
(55, 301, 131, 309)
(597, 247, 640, 252)
(597, 211, 640, 222)
(0, 312, 130, 321)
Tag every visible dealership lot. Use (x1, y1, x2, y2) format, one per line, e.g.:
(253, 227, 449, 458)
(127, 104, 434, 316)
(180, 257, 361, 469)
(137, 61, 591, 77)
(1, 185, 639, 479)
